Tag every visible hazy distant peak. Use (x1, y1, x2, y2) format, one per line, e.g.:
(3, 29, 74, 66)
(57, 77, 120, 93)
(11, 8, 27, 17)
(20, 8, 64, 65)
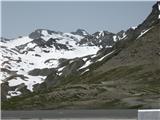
(71, 28, 89, 36)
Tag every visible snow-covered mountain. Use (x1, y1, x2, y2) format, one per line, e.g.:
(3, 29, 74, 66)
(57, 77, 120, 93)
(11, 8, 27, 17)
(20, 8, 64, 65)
(1, 28, 124, 98)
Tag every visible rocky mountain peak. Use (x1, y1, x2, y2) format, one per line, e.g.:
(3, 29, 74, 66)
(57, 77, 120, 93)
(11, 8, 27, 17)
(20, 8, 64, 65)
(115, 1, 160, 46)
(71, 28, 89, 36)
(28, 29, 62, 39)
(136, 1, 160, 32)
(150, 1, 160, 21)
(153, 1, 160, 11)
(92, 30, 114, 38)
(0, 37, 11, 43)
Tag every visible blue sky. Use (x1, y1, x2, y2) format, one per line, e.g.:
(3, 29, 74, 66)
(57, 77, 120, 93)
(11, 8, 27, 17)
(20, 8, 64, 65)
(1, 1, 155, 38)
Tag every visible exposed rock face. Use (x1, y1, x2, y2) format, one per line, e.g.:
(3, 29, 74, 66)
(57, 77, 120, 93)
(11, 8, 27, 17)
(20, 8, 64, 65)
(71, 29, 89, 36)
(32, 38, 46, 46)
(79, 31, 116, 47)
(29, 29, 42, 39)
(44, 71, 60, 88)
(137, 1, 160, 30)
(28, 68, 55, 76)
(61, 58, 85, 77)
(16, 83, 31, 95)
(1, 82, 10, 101)
(29, 29, 60, 39)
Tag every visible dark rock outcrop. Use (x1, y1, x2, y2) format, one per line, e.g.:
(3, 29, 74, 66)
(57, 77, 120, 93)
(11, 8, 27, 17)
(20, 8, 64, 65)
(1, 82, 10, 101)
(29, 29, 61, 39)
(28, 68, 56, 76)
(61, 58, 85, 77)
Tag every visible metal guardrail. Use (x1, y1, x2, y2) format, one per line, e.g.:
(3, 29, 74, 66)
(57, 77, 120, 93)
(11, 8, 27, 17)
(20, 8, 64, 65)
(138, 109, 160, 120)
(1, 110, 137, 119)
(2, 109, 160, 120)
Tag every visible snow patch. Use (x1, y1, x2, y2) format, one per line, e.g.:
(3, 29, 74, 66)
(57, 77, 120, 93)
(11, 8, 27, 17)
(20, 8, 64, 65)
(105, 45, 112, 48)
(69, 60, 74, 64)
(25, 75, 45, 91)
(8, 77, 27, 87)
(91, 54, 97, 58)
(81, 69, 89, 75)
(118, 33, 127, 40)
(79, 60, 92, 69)
(8, 91, 21, 97)
(82, 58, 88, 61)
(41, 30, 49, 36)
(27, 42, 36, 48)
(137, 28, 152, 39)
(113, 35, 117, 42)
(99, 31, 104, 37)
(82, 31, 88, 36)
(158, 3, 160, 19)
(131, 26, 137, 30)
(8, 75, 46, 91)
(58, 66, 65, 72)
(97, 50, 115, 62)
